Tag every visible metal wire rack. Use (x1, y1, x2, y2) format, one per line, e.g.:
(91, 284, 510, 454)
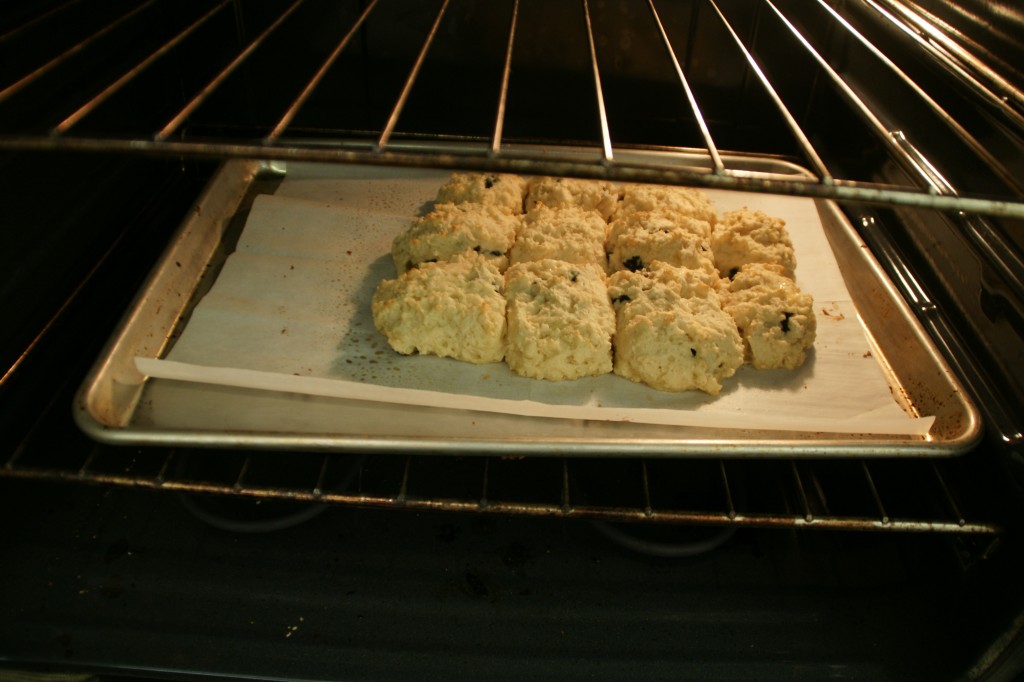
(0, 0, 1019, 544)
(0, 354, 1006, 539)
(0, 432, 1005, 540)
(0, 0, 1021, 219)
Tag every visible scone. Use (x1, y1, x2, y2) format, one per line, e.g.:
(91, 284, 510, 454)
(504, 259, 615, 381)
(372, 252, 506, 364)
(720, 263, 816, 370)
(392, 202, 519, 273)
(608, 262, 743, 395)
(613, 259, 723, 301)
(525, 176, 621, 221)
(510, 204, 608, 271)
(435, 172, 527, 214)
(712, 207, 796, 279)
(606, 210, 714, 273)
(616, 183, 717, 226)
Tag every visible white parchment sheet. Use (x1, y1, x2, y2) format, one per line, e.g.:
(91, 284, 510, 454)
(137, 164, 934, 436)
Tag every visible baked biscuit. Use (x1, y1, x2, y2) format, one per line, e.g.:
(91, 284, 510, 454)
(504, 259, 615, 381)
(721, 263, 816, 370)
(617, 183, 717, 226)
(372, 252, 506, 364)
(619, 259, 723, 301)
(391, 202, 519, 273)
(712, 207, 796, 279)
(606, 210, 714, 273)
(525, 176, 621, 221)
(608, 263, 742, 394)
(510, 204, 608, 271)
(435, 172, 527, 214)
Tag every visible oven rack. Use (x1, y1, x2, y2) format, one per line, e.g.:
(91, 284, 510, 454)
(0, 0, 1022, 221)
(0, 0, 1017, 546)
(0, 293, 1007, 543)
(1, 438, 1004, 541)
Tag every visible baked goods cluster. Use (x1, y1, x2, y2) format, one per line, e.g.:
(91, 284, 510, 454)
(372, 172, 816, 395)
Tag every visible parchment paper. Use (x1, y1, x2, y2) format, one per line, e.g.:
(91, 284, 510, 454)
(137, 164, 934, 436)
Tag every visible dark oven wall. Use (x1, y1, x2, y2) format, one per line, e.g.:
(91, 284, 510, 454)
(2, 1, 1024, 681)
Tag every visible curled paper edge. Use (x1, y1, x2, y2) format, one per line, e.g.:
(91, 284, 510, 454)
(135, 356, 936, 437)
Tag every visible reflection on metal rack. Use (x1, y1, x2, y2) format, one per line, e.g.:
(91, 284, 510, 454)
(866, 0, 1024, 121)
(0, 442, 1004, 538)
(0, 0, 1022, 219)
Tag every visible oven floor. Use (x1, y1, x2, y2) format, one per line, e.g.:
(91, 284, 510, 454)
(0, 476, 1019, 681)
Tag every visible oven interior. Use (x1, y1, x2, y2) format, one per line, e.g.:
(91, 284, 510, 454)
(2, 0, 1024, 679)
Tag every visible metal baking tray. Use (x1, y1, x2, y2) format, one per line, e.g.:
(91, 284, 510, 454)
(74, 155, 981, 457)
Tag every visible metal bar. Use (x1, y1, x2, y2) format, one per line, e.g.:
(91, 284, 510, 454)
(77, 447, 100, 477)
(707, 0, 832, 182)
(856, 211, 1023, 447)
(356, 454, 365, 492)
(0, 462, 1002, 534)
(764, 1, 910, 183)
(768, 0, 1024, 220)
(931, 461, 966, 526)
(231, 0, 248, 45)
(959, 214, 1024, 307)
(480, 457, 490, 508)
(815, 0, 1023, 195)
(0, 0, 84, 45)
(490, 0, 520, 155)
(885, 128, 954, 195)
(738, 2, 761, 103)
(376, 0, 451, 151)
(313, 454, 330, 496)
(2, 269, 94, 386)
(0, 0, 161, 104)
(561, 459, 572, 513)
(719, 460, 736, 519)
(2, 161, 190, 389)
(866, 0, 1024, 123)
(397, 454, 412, 502)
(648, 0, 724, 173)
(155, 451, 175, 484)
(862, 462, 890, 525)
(233, 453, 252, 490)
(582, 0, 614, 162)
(3, 441, 28, 470)
(155, 0, 308, 141)
(54, 1, 233, 135)
(856, 214, 935, 315)
(885, 122, 1024, 303)
(924, 314, 1023, 449)
(265, 0, 380, 142)
(640, 460, 653, 516)
(790, 461, 813, 522)
(7, 134, 1024, 219)
(809, 467, 832, 517)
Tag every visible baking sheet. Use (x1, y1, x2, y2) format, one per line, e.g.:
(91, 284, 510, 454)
(135, 164, 932, 437)
(74, 158, 982, 455)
